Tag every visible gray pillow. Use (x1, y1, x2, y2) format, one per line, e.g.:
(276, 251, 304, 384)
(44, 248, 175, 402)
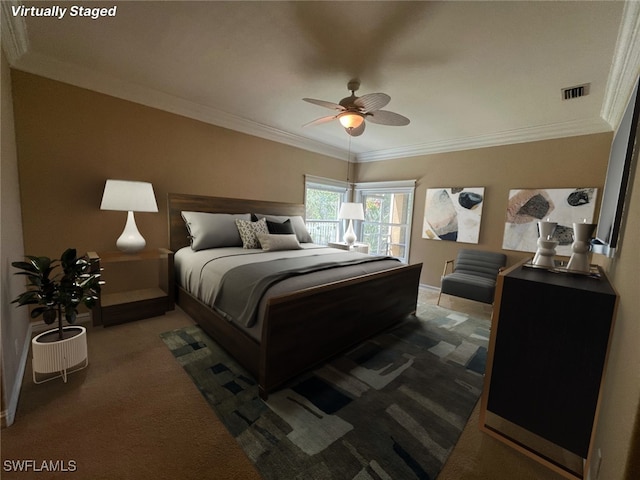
(254, 214, 313, 243)
(257, 233, 302, 251)
(181, 211, 250, 251)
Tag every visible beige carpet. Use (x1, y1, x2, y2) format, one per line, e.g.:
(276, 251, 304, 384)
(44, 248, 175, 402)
(1, 311, 261, 480)
(2, 290, 564, 480)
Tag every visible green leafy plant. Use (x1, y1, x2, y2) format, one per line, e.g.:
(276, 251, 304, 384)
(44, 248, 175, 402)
(12, 248, 102, 341)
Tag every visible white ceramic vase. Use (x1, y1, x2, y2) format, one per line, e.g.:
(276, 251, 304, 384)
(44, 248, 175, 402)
(533, 221, 558, 267)
(567, 222, 596, 273)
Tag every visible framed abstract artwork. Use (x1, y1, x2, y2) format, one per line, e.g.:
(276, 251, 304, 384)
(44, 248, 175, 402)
(422, 187, 485, 243)
(502, 187, 598, 255)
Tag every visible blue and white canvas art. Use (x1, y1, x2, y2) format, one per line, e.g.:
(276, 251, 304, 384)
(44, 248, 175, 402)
(422, 187, 485, 243)
(502, 187, 598, 255)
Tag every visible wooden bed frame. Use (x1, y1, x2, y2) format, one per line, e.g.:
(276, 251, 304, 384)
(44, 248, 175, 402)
(168, 193, 422, 399)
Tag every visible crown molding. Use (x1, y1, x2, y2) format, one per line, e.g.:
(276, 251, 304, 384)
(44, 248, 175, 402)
(0, 0, 29, 64)
(601, 0, 640, 130)
(356, 118, 612, 163)
(13, 50, 612, 164)
(11, 51, 349, 161)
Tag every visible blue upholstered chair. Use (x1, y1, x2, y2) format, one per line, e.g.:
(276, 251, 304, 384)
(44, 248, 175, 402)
(437, 249, 507, 305)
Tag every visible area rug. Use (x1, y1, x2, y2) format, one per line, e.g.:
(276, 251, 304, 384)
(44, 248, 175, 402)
(160, 304, 490, 480)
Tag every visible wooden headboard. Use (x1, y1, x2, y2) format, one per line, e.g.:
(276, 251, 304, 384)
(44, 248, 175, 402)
(167, 193, 306, 252)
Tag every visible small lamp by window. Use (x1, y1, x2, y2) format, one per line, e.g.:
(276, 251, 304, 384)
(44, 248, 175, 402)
(338, 202, 365, 246)
(100, 179, 158, 253)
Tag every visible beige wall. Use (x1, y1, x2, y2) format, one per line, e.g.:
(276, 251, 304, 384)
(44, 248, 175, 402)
(357, 135, 613, 286)
(1, 51, 30, 427)
(9, 69, 640, 478)
(10, 71, 346, 259)
(591, 150, 640, 479)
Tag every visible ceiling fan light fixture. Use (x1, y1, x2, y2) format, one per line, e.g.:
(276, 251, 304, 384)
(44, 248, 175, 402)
(338, 112, 364, 129)
(303, 82, 409, 135)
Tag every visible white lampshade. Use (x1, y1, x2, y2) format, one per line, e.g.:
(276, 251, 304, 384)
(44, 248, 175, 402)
(338, 112, 365, 130)
(100, 180, 158, 253)
(338, 202, 365, 220)
(100, 180, 158, 212)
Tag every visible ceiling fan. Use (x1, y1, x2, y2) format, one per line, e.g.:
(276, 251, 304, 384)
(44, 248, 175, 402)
(303, 80, 410, 137)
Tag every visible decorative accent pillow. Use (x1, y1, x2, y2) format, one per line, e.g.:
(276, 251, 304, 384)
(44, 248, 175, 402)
(254, 214, 313, 243)
(257, 233, 302, 251)
(266, 219, 295, 235)
(235, 217, 269, 249)
(181, 211, 250, 251)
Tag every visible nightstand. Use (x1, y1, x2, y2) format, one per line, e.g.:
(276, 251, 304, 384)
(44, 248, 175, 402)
(327, 241, 369, 254)
(88, 248, 174, 327)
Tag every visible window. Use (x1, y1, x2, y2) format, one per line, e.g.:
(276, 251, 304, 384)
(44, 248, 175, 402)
(355, 180, 415, 263)
(304, 175, 348, 245)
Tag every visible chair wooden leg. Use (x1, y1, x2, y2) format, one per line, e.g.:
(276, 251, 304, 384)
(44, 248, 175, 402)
(437, 290, 442, 305)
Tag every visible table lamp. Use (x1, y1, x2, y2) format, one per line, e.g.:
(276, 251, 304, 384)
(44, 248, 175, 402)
(338, 202, 365, 246)
(100, 179, 158, 253)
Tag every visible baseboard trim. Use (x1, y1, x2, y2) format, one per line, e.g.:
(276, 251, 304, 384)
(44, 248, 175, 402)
(1, 323, 32, 428)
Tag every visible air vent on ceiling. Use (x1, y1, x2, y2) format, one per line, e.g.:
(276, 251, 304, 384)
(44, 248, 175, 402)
(562, 83, 590, 100)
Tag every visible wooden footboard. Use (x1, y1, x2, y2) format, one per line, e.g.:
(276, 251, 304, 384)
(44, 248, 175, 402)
(176, 262, 422, 399)
(259, 262, 422, 398)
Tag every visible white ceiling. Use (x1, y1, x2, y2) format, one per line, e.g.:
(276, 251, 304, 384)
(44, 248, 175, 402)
(3, 1, 640, 161)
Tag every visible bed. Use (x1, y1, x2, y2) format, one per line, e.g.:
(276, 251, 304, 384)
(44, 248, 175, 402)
(168, 193, 422, 399)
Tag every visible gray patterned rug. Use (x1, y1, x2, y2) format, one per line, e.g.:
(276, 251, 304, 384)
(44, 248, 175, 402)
(160, 304, 489, 480)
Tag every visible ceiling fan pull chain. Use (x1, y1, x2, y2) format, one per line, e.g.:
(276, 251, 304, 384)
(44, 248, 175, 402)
(347, 134, 352, 185)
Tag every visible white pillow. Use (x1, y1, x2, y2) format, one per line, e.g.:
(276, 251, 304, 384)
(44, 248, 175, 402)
(181, 211, 250, 251)
(257, 234, 302, 251)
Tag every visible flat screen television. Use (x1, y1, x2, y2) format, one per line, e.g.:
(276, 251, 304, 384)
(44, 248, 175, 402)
(592, 76, 640, 257)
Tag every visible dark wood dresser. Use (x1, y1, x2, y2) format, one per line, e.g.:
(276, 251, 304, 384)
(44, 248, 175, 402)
(480, 259, 618, 479)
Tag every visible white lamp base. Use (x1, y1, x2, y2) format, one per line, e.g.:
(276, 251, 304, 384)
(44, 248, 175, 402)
(116, 211, 146, 253)
(343, 219, 357, 246)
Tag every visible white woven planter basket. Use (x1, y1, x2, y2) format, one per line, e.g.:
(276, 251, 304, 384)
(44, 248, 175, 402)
(32, 326, 88, 384)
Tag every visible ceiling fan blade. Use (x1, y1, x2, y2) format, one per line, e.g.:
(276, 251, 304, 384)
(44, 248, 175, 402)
(346, 122, 366, 137)
(354, 93, 390, 113)
(303, 98, 345, 111)
(303, 115, 337, 127)
(366, 110, 410, 126)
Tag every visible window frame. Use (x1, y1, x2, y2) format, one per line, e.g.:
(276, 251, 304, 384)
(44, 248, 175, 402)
(353, 180, 416, 263)
(304, 175, 349, 245)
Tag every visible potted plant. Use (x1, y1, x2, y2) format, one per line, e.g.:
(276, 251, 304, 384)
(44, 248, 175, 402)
(12, 248, 101, 383)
